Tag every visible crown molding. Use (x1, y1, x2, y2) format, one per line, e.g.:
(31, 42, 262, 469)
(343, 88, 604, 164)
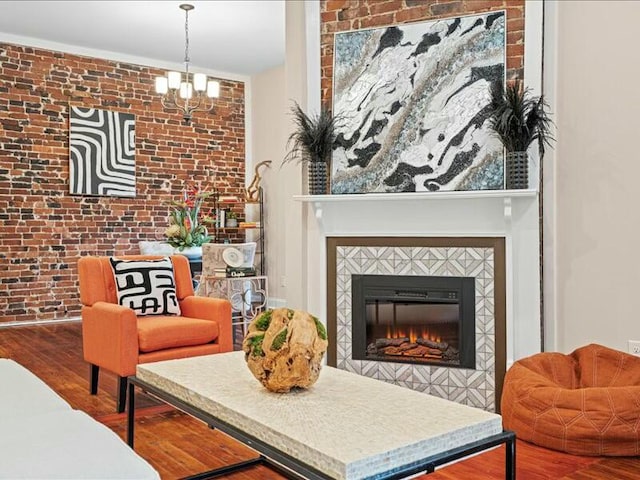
(0, 32, 250, 83)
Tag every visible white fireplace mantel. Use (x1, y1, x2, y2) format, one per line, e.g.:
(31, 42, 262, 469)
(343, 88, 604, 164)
(297, 189, 541, 367)
(295, 189, 537, 225)
(295, 189, 536, 204)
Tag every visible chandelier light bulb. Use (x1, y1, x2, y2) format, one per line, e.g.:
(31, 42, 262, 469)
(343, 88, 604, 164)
(167, 71, 181, 90)
(193, 73, 207, 92)
(207, 80, 220, 98)
(179, 82, 193, 99)
(155, 76, 168, 95)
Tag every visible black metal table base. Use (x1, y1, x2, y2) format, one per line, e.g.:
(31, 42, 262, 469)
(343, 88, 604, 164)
(180, 456, 309, 480)
(127, 378, 516, 480)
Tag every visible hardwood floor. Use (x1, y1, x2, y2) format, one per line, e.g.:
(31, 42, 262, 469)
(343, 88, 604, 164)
(1, 322, 638, 479)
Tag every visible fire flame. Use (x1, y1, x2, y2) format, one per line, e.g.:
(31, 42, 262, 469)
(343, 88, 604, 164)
(385, 325, 441, 343)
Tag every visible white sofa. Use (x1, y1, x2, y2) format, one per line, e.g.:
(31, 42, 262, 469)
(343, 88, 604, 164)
(0, 359, 159, 479)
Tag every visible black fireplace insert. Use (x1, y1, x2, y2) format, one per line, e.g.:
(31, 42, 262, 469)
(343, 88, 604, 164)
(351, 274, 475, 368)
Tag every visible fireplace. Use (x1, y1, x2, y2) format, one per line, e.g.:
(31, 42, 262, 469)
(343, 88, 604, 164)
(352, 275, 476, 369)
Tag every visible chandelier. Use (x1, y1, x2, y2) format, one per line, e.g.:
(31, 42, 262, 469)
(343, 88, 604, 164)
(155, 3, 219, 124)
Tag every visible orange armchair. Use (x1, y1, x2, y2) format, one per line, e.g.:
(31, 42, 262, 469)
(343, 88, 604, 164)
(78, 255, 233, 412)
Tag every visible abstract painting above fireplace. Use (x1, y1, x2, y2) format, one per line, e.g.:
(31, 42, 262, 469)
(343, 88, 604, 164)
(331, 11, 506, 194)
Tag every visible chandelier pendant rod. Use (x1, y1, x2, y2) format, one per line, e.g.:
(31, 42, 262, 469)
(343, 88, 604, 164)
(183, 4, 191, 114)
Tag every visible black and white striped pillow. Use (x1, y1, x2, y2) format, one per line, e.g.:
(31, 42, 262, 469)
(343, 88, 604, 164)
(109, 257, 181, 316)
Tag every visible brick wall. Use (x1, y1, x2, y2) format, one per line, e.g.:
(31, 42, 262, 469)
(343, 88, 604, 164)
(0, 43, 245, 323)
(321, 0, 525, 104)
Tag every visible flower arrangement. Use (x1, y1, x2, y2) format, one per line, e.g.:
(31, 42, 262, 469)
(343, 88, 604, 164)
(165, 185, 214, 250)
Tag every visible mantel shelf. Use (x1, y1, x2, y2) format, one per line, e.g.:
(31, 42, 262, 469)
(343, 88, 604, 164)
(294, 189, 537, 203)
(294, 189, 537, 222)
(293, 189, 538, 222)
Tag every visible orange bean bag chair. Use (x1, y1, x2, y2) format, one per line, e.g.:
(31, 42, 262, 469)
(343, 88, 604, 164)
(501, 344, 640, 456)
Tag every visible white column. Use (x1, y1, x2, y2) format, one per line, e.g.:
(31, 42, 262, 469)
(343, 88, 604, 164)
(282, 0, 309, 309)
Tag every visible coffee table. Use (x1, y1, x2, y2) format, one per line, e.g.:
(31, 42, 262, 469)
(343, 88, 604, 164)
(127, 352, 515, 479)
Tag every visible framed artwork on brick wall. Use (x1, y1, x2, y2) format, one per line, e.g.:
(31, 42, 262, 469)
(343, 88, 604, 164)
(331, 11, 506, 194)
(69, 106, 136, 197)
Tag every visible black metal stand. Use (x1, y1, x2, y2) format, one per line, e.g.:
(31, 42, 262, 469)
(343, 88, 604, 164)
(127, 376, 516, 480)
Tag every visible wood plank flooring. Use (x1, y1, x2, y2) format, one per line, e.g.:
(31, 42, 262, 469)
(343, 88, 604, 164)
(0, 322, 638, 479)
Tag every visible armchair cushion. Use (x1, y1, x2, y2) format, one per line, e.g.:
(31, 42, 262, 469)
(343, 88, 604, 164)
(137, 316, 219, 353)
(110, 257, 181, 316)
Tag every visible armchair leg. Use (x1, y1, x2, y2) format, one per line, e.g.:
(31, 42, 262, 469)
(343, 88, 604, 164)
(117, 376, 128, 413)
(90, 364, 99, 395)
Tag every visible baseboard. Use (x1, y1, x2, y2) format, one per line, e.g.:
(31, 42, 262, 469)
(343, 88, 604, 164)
(0, 317, 82, 329)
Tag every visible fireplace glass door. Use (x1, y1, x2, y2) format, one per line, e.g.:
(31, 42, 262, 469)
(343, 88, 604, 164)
(352, 275, 475, 368)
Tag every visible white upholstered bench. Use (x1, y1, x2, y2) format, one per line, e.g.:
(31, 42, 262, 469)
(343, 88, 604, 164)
(0, 359, 159, 479)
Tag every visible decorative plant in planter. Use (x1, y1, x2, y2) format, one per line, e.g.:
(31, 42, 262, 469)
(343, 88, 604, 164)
(284, 102, 340, 195)
(226, 211, 238, 227)
(165, 185, 214, 255)
(488, 80, 554, 189)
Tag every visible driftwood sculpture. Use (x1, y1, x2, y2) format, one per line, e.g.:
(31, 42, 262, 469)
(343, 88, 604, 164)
(245, 160, 271, 202)
(242, 308, 328, 392)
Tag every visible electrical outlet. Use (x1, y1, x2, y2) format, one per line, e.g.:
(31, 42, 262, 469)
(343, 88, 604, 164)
(628, 340, 640, 356)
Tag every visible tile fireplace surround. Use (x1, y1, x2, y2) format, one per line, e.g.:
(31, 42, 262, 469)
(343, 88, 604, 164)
(298, 191, 541, 413)
(328, 237, 505, 411)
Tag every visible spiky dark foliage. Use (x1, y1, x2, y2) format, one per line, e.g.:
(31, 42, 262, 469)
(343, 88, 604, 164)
(488, 80, 554, 157)
(284, 102, 339, 165)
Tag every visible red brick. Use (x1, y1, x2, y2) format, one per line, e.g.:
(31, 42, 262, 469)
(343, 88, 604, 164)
(506, 6, 524, 17)
(507, 16, 524, 31)
(338, 5, 371, 21)
(405, 0, 436, 6)
(464, 0, 506, 10)
(370, 0, 404, 16)
(395, 6, 430, 22)
(507, 44, 524, 57)
(507, 31, 523, 45)
(361, 12, 396, 28)
(430, 1, 463, 16)
(324, 0, 349, 11)
(324, 21, 339, 33)
(321, 10, 338, 22)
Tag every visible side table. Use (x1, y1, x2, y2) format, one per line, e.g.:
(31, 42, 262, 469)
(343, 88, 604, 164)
(199, 275, 268, 348)
(188, 257, 202, 276)
(187, 257, 203, 290)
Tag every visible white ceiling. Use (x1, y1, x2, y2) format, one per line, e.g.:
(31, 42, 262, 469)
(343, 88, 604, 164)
(0, 1, 285, 77)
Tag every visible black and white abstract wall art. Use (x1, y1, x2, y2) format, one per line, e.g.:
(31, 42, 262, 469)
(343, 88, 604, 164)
(69, 106, 136, 197)
(331, 11, 506, 194)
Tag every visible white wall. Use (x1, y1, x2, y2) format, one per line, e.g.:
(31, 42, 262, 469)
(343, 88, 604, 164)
(547, 0, 640, 353)
(280, 0, 310, 310)
(249, 1, 312, 308)
(250, 65, 287, 302)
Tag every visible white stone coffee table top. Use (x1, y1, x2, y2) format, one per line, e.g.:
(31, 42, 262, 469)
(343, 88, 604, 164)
(136, 351, 502, 480)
